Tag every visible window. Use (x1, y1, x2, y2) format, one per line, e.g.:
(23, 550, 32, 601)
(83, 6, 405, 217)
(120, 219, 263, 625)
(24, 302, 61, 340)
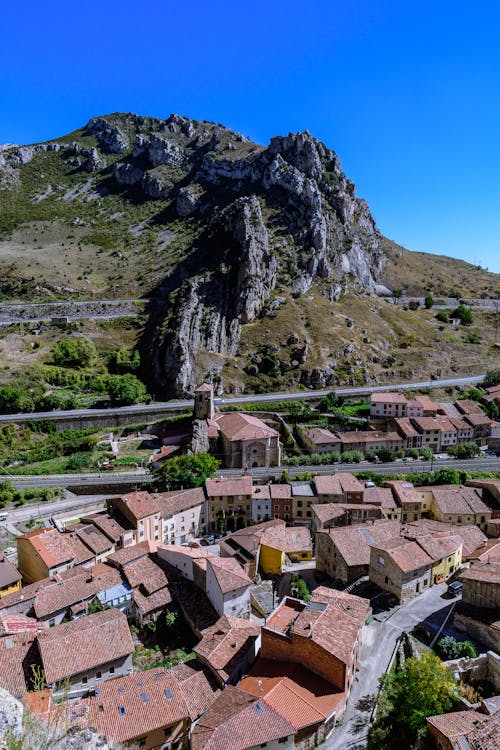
(96, 671, 102, 680)
(297, 501, 303, 507)
(82, 676, 88, 685)
(49, 618, 56, 627)
(378, 556, 385, 566)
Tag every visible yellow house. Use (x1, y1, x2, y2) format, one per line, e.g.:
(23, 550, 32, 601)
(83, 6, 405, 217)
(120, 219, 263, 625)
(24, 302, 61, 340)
(0, 554, 22, 598)
(258, 526, 312, 575)
(259, 543, 286, 575)
(414, 535, 463, 585)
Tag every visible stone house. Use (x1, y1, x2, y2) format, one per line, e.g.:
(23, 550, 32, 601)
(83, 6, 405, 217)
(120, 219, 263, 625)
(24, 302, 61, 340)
(383, 480, 423, 523)
(194, 615, 261, 687)
(315, 520, 401, 584)
(269, 483, 292, 521)
(460, 561, 500, 611)
(301, 427, 341, 454)
(205, 557, 252, 618)
(411, 417, 442, 452)
(36, 608, 134, 698)
(17, 527, 94, 584)
(251, 484, 271, 523)
(339, 430, 404, 456)
(291, 480, 317, 525)
(204, 475, 253, 532)
(313, 473, 365, 503)
(369, 538, 433, 601)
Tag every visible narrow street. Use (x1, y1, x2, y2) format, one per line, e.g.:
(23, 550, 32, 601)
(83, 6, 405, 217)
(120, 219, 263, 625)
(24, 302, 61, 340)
(327, 583, 451, 750)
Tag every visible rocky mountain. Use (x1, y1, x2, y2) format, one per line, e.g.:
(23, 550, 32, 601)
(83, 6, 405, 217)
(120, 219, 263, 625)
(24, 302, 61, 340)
(0, 113, 498, 395)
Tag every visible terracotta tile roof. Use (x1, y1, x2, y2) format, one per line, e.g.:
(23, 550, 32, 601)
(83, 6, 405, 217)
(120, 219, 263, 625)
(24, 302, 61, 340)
(18, 528, 84, 570)
(371, 537, 433, 573)
(313, 472, 364, 497)
(456, 399, 485, 416)
(340, 430, 402, 445)
(436, 416, 459, 433)
(269, 484, 292, 500)
(205, 475, 253, 498)
(116, 491, 160, 520)
(72, 524, 115, 555)
(213, 412, 279, 441)
(0, 614, 43, 635)
(311, 503, 346, 523)
(363, 487, 397, 509)
(411, 416, 443, 432)
(120, 554, 171, 594)
(194, 615, 259, 682)
(320, 520, 401, 567)
(392, 417, 421, 438)
(34, 566, 122, 619)
(63, 669, 199, 743)
(414, 534, 463, 562)
(106, 543, 149, 567)
(304, 427, 340, 445)
(83, 512, 131, 543)
(239, 660, 344, 731)
(0, 553, 21, 588)
(464, 413, 492, 426)
(371, 392, 408, 404)
(468, 539, 500, 562)
(460, 560, 500, 584)
(384, 480, 424, 507)
(208, 558, 252, 594)
(252, 484, 270, 500)
(465, 707, 500, 749)
(192, 684, 295, 750)
(413, 395, 439, 412)
(438, 402, 462, 418)
(448, 416, 473, 431)
(0, 631, 39, 699)
(403, 519, 487, 558)
(155, 486, 205, 517)
(195, 383, 214, 392)
(37, 608, 134, 684)
(132, 585, 173, 616)
(430, 485, 490, 515)
(259, 525, 312, 555)
(427, 710, 486, 739)
(311, 586, 371, 619)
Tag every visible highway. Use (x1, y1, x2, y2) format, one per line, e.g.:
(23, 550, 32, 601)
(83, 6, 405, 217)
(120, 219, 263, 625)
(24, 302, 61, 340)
(0, 374, 486, 424)
(5, 456, 500, 490)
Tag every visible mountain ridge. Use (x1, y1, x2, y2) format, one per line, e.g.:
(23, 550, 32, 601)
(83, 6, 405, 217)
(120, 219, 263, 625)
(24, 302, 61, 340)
(0, 112, 498, 396)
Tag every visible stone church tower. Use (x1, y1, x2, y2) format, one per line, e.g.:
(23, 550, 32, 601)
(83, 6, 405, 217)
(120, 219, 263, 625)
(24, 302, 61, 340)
(193, 383, 214, 420)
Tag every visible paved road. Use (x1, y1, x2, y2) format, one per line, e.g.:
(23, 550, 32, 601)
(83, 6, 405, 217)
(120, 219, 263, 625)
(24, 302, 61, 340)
(0, 492, 119, 528)
(0, 374, 486, 423)
(4, 456, 499, 491)
(328, 583, 452, 750)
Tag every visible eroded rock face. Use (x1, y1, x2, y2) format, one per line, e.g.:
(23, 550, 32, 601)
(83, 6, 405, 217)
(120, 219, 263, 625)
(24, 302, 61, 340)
(87, 117, 128, 153)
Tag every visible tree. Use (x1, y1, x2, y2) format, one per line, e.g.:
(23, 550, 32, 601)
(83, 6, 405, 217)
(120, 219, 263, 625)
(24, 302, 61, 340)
(108, 348, 141, 374)
(154, 453, 220, 490)
(438, 636, 477, 660)
(424, 295, 434, 309)
(483, 370, 500, 389)
(378, 448, 395, 463)
(0, 385, 24, 413)
(434, 467, 460, 485)
(107, 374, 148, 406)
(422, 447, 433, 460)
(52, 337, 98, 368)
(452, 304, 473, 326)
(369, 652, 458, 748)
(436, 310, 450, 323)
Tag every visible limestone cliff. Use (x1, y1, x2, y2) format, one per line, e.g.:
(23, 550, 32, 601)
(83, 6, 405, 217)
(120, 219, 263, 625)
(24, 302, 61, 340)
(0, 112, 393, 395)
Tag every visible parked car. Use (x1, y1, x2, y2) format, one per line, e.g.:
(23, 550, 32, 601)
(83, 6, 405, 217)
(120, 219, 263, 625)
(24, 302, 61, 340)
(447, 581, 463, 597)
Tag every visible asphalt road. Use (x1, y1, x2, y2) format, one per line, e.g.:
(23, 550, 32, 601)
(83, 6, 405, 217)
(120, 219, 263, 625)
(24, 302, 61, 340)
(328, 582, 453, 750)
(4, 456, 499, 491)
(0, 374, 486, 423)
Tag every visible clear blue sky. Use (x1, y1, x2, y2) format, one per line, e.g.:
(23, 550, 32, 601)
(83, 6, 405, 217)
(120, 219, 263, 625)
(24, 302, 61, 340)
(1, 0, 499, 272)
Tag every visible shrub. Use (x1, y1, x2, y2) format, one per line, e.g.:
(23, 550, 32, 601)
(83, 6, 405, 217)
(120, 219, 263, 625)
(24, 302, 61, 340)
(52, 337, 98, 368)
(424, 295, 434, 309)
(107, 374, 149, 406)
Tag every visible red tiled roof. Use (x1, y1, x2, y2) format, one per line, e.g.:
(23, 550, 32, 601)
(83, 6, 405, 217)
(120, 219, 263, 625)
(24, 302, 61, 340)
(239, 660, 343, 731)
(116, 491, 160, 520)
(320, 520, 401, 567)
(371, 537, 433, 573)
(0, 614, 43, 635)
(18, 528, 86, 570)
(427, 710, 486, 739)
(371, 392, 408, 404)
(192, 685, 295, 750)
(37, 608, 134, 684)
(208, 558, 252, 594)
(213, 412, 279, 441)
(155, 487, 205, 517)
(194, 615, 259, 682)
(460, 560, 500, 584)
(0, 631, 38, 699)
(83, 512, 131, 543)
(0, 554, 21, 588)
(205, 475, 253, 498)
(195, 383, 214, 392)
(34, 566, 122, 619)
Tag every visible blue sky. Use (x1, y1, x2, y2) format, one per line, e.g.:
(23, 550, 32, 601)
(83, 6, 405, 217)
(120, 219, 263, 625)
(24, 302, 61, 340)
(1, 0, 499, 272)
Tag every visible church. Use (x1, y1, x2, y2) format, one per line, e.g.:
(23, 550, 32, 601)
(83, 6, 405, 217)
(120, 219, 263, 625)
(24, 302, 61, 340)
(193, 384, 281, 469)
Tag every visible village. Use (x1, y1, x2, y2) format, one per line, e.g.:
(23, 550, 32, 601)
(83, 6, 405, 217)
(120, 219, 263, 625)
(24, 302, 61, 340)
(0, 383, 499, 749)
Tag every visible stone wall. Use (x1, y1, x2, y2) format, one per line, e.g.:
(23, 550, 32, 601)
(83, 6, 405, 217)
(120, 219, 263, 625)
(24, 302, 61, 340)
(444, 650, 500, 692)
